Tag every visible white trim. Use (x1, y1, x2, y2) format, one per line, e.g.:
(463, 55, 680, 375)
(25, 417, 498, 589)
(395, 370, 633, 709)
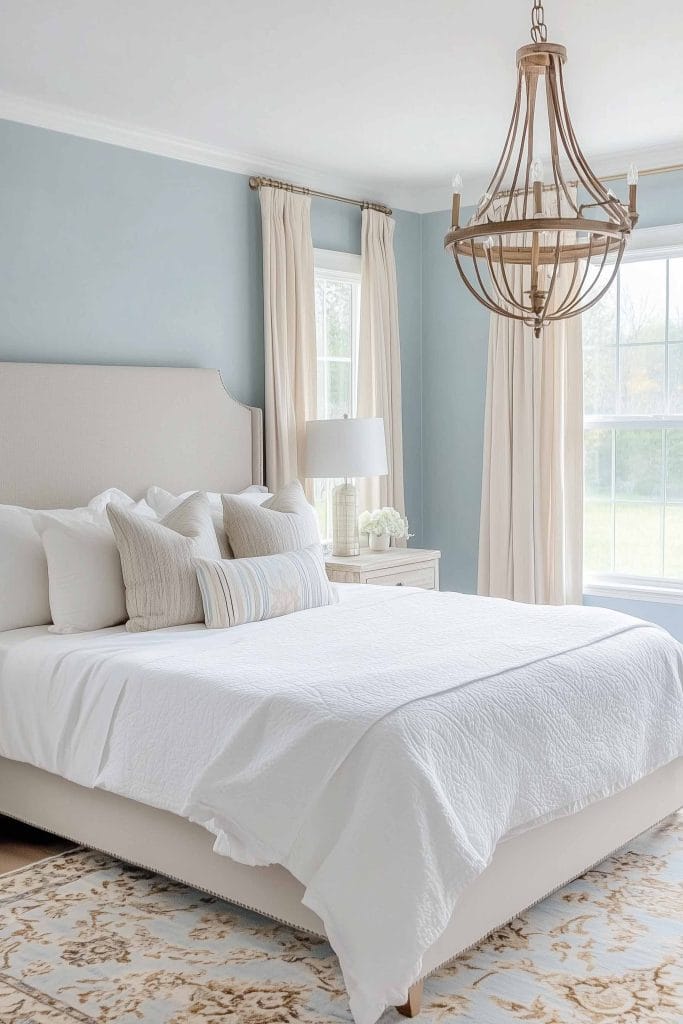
(584, 576, 683, 605)
(586, 415, 683, 430)
(3, 90, 683, 215)
(0, 92, 418, 212)
(314, 248, 361, 278)
(624, 223, 683, 261)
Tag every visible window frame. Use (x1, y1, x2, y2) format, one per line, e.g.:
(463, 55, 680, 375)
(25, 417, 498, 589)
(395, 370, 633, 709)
(313, 248, 362, 542)
(583, 223, 683, 604)
(313, 248, 361, 420)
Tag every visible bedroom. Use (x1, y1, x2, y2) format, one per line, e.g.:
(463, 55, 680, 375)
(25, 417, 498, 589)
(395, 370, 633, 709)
(0, 1, 681, 1022)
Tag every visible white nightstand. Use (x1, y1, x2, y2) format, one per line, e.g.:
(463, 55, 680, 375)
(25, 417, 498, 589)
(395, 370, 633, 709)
(325, 547, 441, 591)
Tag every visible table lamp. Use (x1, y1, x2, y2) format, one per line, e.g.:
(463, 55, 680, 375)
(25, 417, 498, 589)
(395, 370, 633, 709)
(305, 416, 388, 556)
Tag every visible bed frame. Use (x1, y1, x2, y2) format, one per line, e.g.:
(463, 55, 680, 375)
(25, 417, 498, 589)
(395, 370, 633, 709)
(1, 361, 681, 1019)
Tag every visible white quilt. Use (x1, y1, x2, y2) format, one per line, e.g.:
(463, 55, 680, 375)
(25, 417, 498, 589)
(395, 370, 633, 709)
(1, 585, 682, 1024)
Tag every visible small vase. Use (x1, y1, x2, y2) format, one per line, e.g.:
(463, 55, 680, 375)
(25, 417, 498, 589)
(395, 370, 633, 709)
(369, 532, 390, 552)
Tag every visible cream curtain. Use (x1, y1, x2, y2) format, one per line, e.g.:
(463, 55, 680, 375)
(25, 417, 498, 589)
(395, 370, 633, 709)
(259, 186, 317, 495)
(477, 191, 583, 604)
(357, 209, 405, 516)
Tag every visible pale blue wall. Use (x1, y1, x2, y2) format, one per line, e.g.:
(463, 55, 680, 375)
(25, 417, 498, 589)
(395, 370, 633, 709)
(421, 204, 487, 592)
(0, 119, 423, 541)
(583, 594, 682, 636)
(3, 115, 682, 634)
(420, 170, 683, 640)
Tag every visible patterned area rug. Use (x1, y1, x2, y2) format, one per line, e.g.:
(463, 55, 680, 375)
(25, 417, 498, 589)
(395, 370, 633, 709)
(0, 814, 681, 1024)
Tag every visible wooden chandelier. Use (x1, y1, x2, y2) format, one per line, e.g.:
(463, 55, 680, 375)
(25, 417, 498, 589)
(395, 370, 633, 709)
(444, 0, 638, 338)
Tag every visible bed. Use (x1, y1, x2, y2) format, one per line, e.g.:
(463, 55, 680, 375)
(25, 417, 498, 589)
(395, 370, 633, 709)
(1, 361, 682, 1024)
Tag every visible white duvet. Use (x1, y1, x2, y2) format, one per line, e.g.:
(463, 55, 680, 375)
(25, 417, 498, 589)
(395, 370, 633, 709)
(1, 584, 682, 1024)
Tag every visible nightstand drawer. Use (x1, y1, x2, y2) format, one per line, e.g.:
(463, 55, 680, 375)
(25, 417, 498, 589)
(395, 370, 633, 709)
(325, 548, 440, 590)
(366, 565, 436, 590)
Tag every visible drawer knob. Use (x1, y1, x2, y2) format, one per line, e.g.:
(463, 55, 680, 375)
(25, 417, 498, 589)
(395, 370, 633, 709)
(396, 581, 404, 586)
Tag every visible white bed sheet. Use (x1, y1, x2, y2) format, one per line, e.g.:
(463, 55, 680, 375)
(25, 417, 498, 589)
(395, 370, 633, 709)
(1, 585, 682, 1024)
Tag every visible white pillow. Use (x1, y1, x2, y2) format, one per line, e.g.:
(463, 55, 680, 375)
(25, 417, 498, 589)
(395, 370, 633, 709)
(0, 488, 149, 632)
(0, 506, 52, 631)
(146, 485, 269, 516)
(88, 488, 157, 519)
(146, 485, 271, 558)
(34, 516, 127, 634)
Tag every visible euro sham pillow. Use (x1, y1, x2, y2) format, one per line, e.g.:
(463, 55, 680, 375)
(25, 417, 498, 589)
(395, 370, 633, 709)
(34, 516, 127, 634)
(146, 485, 271, 558)
(195, 544, 337, 629)
(221, 480, 320, 558)
(0, 489, 148, 632)
(108, 491, 221, 632)
(0, 506, 52, 631)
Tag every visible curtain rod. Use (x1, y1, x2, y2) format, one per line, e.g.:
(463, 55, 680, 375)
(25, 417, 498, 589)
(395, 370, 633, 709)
(249, 162, 683, 216)
(248, 176, 392, 216)
(600, 161, 683, 183)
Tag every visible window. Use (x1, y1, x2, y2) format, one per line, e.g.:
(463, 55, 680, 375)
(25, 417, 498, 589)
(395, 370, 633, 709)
(313, 249, 361, 541)
(583, 232, 683, 601)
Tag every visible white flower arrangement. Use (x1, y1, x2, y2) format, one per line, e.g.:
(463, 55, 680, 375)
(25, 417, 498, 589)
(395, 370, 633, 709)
(358, 507, 413, 540)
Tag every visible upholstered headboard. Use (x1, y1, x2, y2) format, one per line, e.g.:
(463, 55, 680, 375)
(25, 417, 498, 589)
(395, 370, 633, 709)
(0, 362, 263, 508)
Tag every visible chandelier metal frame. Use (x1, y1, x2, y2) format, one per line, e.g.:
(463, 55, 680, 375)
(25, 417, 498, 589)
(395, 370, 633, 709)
(444, 0, 638, 337)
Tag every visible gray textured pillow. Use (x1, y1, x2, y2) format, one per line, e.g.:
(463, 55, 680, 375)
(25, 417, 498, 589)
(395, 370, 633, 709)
(221, 480, 320, 558)
(107, 491, 221, 632)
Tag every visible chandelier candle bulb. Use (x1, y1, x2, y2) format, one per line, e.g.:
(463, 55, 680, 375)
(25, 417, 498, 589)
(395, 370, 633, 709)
(451, 174, 462, 227)
(627, 163, 639, 213)
(530, 159, 544, 215)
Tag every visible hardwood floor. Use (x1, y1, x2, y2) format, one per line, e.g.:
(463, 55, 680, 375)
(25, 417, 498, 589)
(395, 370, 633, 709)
(0, 814, 74, 874)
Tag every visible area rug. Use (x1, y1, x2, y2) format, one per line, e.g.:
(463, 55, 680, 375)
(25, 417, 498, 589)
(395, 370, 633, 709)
(0, 814, 681, 1024)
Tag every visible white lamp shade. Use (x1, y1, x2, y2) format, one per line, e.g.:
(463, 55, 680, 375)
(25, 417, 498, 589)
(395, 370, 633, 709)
(305, 417, 388, 479)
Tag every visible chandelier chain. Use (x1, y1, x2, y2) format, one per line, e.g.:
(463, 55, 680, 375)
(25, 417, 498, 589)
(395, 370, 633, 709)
(530, 0, 548, 43)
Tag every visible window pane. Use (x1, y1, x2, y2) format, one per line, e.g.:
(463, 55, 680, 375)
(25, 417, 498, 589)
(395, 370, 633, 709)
(316, 358, 326, 416)
(584, 346, 616, 415)
(619, 259, 666, 343)
(584, 501, 612, 574)
(314, 263, 360, 543)
(666, 428, 683, 502)
(583, 288, 617, 346)
(315, 280, 325, 352)
(669, 258, 683, 342)
(665, 505, 683, 578)
(324, 281, 353, 357)
(614, 502, 663, 576)
(619, 344, 665, 414)
(669, 343, 683, 414)
(585, 429, 612, 499)
(326, 360, 352, 418)
(615, 429, 663, 500)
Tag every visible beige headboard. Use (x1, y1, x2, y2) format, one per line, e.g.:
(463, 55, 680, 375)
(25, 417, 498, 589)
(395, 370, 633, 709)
(0, 362, 263, 508)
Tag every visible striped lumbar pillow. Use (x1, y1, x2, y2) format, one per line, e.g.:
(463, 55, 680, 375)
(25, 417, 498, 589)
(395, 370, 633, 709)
(195, 544, 337, 629)
(107, 491, 221, 632)
(221, 480, 320, 558)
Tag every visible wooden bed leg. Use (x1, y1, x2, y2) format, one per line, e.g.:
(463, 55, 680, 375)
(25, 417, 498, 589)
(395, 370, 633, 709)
(396, 979, 423, 1018)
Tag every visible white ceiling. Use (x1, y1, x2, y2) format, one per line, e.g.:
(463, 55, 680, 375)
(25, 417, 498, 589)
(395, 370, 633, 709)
(1, 0, 682, 212)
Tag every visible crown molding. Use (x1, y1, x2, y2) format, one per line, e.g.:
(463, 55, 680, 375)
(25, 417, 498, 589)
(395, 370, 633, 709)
(0, 90, 420, 212)
(1, 90, 682, 217)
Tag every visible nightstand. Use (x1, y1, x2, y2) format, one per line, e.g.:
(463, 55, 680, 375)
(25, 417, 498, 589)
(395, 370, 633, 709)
(325, 548, 441, 591)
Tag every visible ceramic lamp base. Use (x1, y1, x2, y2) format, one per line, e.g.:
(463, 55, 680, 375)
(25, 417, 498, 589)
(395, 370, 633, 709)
(332, 481, 359, 556)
